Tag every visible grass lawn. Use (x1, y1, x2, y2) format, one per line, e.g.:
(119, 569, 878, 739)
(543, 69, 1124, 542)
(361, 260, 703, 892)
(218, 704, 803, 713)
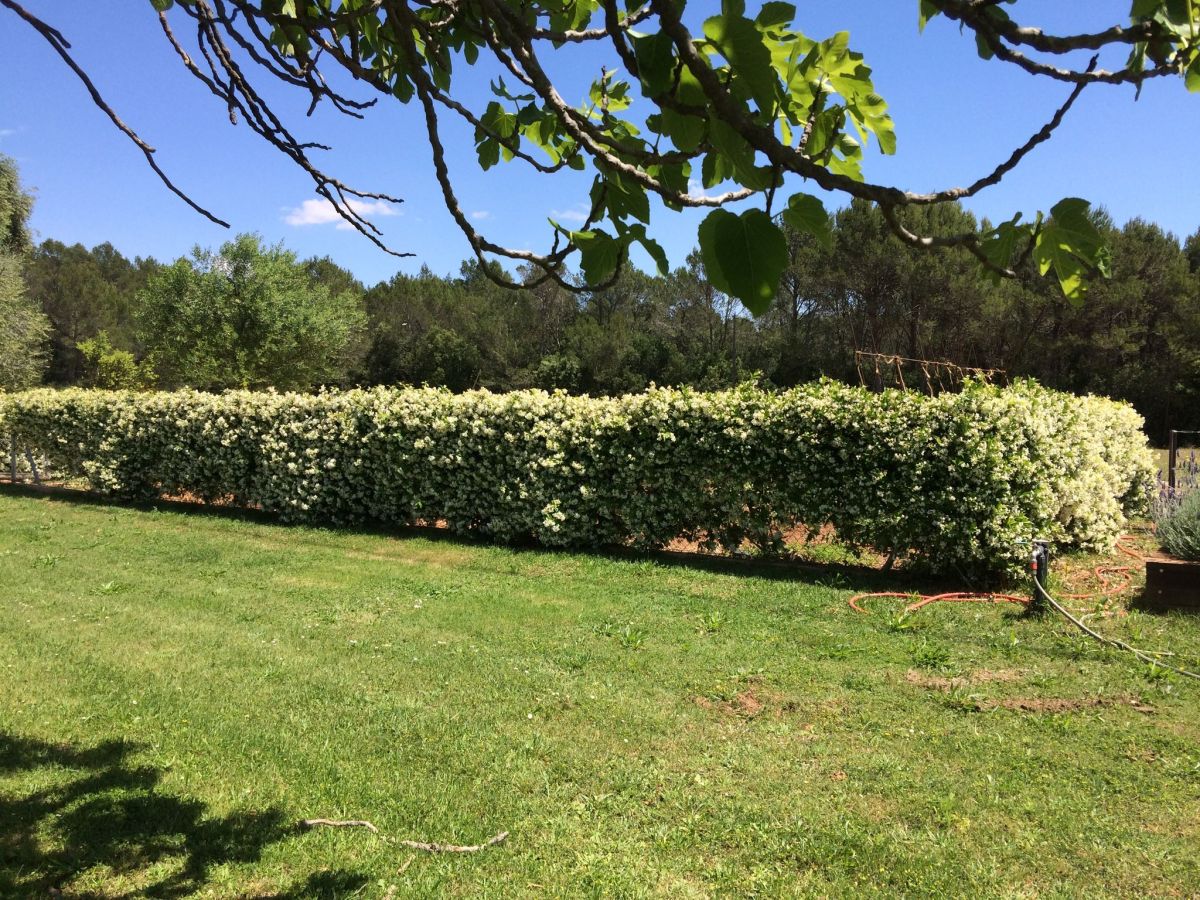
(2, 491, 1200, 897)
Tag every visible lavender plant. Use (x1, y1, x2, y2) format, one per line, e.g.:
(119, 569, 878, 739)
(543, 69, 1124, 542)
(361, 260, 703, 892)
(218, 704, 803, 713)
(1154, 449, 1199, 521)
(1157, 490, 1200, 562)
(1156, 450, 1200, 561)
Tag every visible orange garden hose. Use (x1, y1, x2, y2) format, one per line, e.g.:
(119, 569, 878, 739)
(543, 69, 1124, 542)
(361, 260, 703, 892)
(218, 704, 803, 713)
(848, 591, 1028, 614)
(848, 537, 1145, 614)
(1051, 536, 1143, 600)
(848, 536, 1200, 681)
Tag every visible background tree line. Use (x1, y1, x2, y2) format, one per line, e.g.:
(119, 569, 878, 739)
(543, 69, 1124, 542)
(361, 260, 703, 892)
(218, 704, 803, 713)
(4, 157, 1198, 443)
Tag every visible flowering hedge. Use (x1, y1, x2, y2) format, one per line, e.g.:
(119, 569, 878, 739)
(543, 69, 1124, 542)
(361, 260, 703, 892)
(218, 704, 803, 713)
(0, 381, 1153, 575)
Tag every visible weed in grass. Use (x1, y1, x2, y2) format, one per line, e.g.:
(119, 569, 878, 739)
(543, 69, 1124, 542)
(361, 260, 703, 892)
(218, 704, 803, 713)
(699, 610, 727, 634)
(94, 580, 128, 595)
(817, 641, 856, 661)
(794, 541, 861, 567)
(590, 617, 648, 649)
(911, 639, 953, 671)
(841, 672, 875, 691)
(554, 647, 592, 673)
(1143, 661, 1173, 684)
(888, 610, 926, 633)
(815, 572, 849, 590)
(34, 553, 63, 568)
(617, 625, 647, 650)
(591, 617, 620, 637)
(940, 690, 984, 714)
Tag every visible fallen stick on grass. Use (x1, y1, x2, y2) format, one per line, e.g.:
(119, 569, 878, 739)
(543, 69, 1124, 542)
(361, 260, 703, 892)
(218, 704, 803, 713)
(396, 832, 509, 853)
(300, 818, 509, 853)
(300, 818, 379, 834)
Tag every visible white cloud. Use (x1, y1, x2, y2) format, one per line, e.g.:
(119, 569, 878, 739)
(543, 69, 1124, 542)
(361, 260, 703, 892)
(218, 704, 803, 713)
(469, 210, 491, 221)
(687, 178, 722, 200)
(0, 128, 18, 139)
(283, 197, 400, 229)
(550, 205, 589, 224)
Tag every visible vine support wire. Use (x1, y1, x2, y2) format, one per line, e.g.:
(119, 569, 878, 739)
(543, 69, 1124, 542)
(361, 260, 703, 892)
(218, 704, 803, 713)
(853, 351, 1006, 395)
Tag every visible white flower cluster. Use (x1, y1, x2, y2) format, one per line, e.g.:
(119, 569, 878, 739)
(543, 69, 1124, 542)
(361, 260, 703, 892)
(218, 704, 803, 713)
(0, 379, 1153, 576)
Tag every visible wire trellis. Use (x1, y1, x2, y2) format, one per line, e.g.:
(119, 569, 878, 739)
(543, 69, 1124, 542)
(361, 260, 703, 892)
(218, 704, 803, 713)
(854, 351, 1007, 395)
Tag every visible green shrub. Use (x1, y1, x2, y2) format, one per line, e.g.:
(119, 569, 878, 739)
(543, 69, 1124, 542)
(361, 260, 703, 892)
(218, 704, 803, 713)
(0, 380, 1153, 576)
(1157, 489, 1200, 561)
(77, 332, 157, 390)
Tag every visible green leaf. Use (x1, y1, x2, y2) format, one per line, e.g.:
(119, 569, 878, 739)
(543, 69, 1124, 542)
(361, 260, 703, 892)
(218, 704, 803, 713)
(977, 215, 1029, 283)
(755, 2, 796, 28)
(475, 137, 500, 170)
(701, 149, 732, 189)
(697, 209, 788, 314)
(391, 77, 414, 103)
(490, 77, 534, 103)
(632, 32, 676, 96)
(1034, 198, 1108, 302)
(571, 229, 622, 284)
(917, 0, 941, 32)
(481, 101, 517, 140)
(781, 193, 832, 250)
(646, 161, 690, 199)
(872, 114, 897, 154)
(675, 64, 709, 107)
(702, 14, 778, 114)
(1186, 51, 1200, 92)
(622, 223, 670, 275)
(708, 120, 773, 190)
(849, 92, 896, 155)
(659, 108, 706, 152)
(598, 170, 651, 224)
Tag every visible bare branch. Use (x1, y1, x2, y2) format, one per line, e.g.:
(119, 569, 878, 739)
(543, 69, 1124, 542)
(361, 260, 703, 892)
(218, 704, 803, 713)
(529, 5, 652, 43)
(398, 831, 509, 853)
(157, 2, 413, 257)
(299, 818, 510, 853)
(212, 0, 376, 118)
(390, 3, 599, 292)
(0, 0, 230, 228)
(942, 0, 1158, 53)
(300, 818, 379, 833)
(938, 0, 1185, 86)
(879, 204, 1017, 280)
(484, 1, 755, 209)
(911, 57, 1094, 204)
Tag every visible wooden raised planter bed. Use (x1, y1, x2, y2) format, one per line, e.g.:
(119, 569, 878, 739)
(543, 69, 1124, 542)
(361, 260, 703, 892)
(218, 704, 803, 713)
(1142, 554, 1200, 611)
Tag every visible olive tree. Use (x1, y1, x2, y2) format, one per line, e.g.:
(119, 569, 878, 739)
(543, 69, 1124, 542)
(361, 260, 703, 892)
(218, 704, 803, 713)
(0, 155, 50, 391)
(136, 234, 366, 390)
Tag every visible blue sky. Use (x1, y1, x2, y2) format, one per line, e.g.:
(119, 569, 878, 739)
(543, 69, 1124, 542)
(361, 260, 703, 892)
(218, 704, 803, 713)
(1, 1, 1198, 286)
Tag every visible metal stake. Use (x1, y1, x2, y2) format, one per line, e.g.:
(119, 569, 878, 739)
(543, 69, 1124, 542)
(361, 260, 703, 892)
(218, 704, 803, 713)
(1028, 538, 1051, 614)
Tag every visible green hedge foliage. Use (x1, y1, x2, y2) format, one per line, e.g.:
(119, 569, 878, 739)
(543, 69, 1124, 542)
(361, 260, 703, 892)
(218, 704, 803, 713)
(0, 381, 1153, 576)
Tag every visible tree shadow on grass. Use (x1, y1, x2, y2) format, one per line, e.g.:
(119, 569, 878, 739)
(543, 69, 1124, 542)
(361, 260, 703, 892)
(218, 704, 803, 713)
(0, 481, 970, 597)
(0, 731, 366, 898)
